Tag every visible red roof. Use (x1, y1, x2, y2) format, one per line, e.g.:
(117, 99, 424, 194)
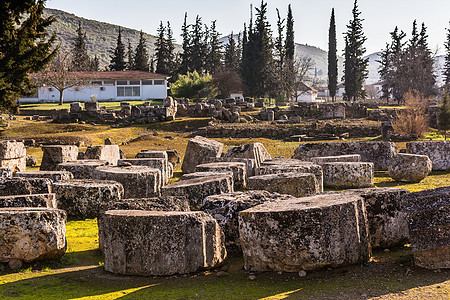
(71, 71, 169, 80)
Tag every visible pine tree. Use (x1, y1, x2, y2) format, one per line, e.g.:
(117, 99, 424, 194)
(328, 8, 338, 101)
(343, 0, 369, 101)
(155, 21, 168, 74)
(133, 31, 149, 71)
(190, 15, 207, 73)
(444, 23, 450, 87)
(0, 0, 57, 112)
(109, 27, 126, 71)
(224, 32, 240, 72)
(206, 21, 223, 74)
(71, 21, 90, 71)
(126, 39, 134, 70)
(166, 21, 176, 76)
(179, 13, 191, 74)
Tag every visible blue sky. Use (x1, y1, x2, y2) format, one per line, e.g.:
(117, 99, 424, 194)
(47, 0, 450, 55)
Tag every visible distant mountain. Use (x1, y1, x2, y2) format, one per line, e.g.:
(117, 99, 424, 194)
(43, 8, 181, 70)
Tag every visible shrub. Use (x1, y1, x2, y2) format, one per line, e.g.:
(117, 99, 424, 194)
(170, 71, 218, 99)
(392, 90, 430, 137)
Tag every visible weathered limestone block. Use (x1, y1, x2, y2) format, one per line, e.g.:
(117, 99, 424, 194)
(248, 172, 318, 197)
(84, 101, 99, 112)
(403, 187, 450, 269)
(0, 168, 12, 180)
(0, 193, 57, 208)
(180, 171, 233, 182)
(196, 162, 247, 189)
(388, 154, 432, 183)
(135, 150, 168, 160)
(102, 210, 226, 276)
(93, 165, 161, 199)
(0, 140, 26, 160)
(0, 208, 66, 263)
(181, 136, 224, 173)
(308, 154, 361, 165)
(322, 162, 374, 189)
(257, 159, 323, 193)
(328, 187, 410, 249)
(26, 155, 37, 167)
(406, 141, 450, 171)
(166, 149, 182, 164)
(0, 157, 26, 173)
(162, 176, 234, 210)
(85, 145, 120, 166)
(205, 157, 257, 177)
(70, 102, 82, 113)
(119, 158, 170, 185)
(53, 179, 124, 219)
(239, 194, 371, 272)
(15, 171, 74, 182)
(293, 142, 398, 170)
(202, 191, 296, 255)
(0, 178, 52, 196)
(224, 143, 271, 167)
(56, 160, 108, 179)
(41, 145, 78, 171)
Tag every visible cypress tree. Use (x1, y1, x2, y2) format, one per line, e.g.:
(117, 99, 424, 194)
(328, 8, 338, 101)
(155, 21, 168, 74)
(109, 27, 126, 71)
(190, 15, 207, 73)
(166, 21, 176, 76)
(180, 13, 191, 74)
(343, 0, 368, 101)
(444, 23, 450, 87)
(91, 54, 99, 71)
(206, 21, 223, 74)
(0, 0, 57, 112)
(284, 4, 296, 101)
(133, 31, 149, 71)
(224, 32, 240, 72)
(126, 39, 134, 70)
(71, 21, 90, 71)
(285, 5, 295, 61)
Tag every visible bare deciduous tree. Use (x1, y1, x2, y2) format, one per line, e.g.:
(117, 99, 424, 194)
(291, 56, 314, 100)
(33, 50, 89, 105)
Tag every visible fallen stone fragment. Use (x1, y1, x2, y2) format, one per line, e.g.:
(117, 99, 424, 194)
(181, 136, 224, 173)
(406, 141, 449, 171)
(40, 145, 78, 171)
(247, 172, 318, 197)
(388, 153, 432, 183)
(0, 193, 57, 208)
(85, 145, 120, 166)
(196, 162, 247, 189)
(56, 160, 108, 179)
(0, 177, 52, 196)
(15, 171, 74, 182)
(322, 162, 374, 189)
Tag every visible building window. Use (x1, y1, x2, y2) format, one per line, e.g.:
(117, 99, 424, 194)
(129, 80, 140, 85)
(103, 81, 115, 86)
(142, 80, 153, 85)
(48, 87, 54, 92)
(91, 81, 102, 85)
(117, 80, 128, 86)
(117, 86, 140, 97)
(154, 80, 165, 85)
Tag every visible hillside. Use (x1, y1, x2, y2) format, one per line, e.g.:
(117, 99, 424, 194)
(43, 8, 182, 70)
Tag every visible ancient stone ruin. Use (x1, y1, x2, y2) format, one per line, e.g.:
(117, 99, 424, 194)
(0, 141, 26, 174)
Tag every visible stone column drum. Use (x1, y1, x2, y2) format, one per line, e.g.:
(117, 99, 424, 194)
(101, 210, 227, 276)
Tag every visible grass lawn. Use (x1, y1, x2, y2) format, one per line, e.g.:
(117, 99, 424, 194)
(0, 116, 449, 299)
(19, 100, 163, 111)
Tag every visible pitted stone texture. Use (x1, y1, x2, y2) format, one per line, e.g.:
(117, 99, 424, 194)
(93, 165, 161, 199)
(196, 162, 247, 189)
(41, 145, 78, 171)
(0, 208, 66, 263)
(102, 210, 227, 276)
(162, 176, 234, 210)
(248, 173, 318, 197)
(201, 191, 297, 255)
(0, 141, 26, 160)
(119, 158, 170, 185)
(257, 159, 323, 193)
(181, 136, 224, 173)
(0, 168, 13, 180)
(15, 171, 74, 182)
(293, 142, 398, 171)
(406, 141, 450, 171)
(0, 178, 52, 196)
(205, 157, 257, 177)
(0, 193, 57, 208)
(85, 145, 120, 166)
(239, 194, 371, 272)
(322, 162, 374, 189)
(180, 171, 233, 182)
(388, 154, 432, 183)
(53, 179, 124, 219)
(0, 157, 26, 173)
(136, 150, 168, 160)
(224, 143, 271, 167)
(26, 155, 37, 167)
(403, 187, 450, 269)
(327, 187, 410, 249)
(56, 160, 108, 179)
(308, 154, 361, 165)
(166, 149, 182, 164)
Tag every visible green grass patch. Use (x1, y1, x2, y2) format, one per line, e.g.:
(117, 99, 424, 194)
(19, 100, 163, 111)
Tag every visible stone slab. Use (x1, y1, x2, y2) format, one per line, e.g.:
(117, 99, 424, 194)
(56, 160, 108, 179)
(181, 136, 224, 173)
(406, 141, 450, 171)
(0, 193, 57, 208)
(85, 145, 120, 166)
(322, 162, 374, 189)
(40, 145, 78, 171)
(15, 171, 74, 182)
(196, 162, 247, 189)
(248, 172, 319, 197)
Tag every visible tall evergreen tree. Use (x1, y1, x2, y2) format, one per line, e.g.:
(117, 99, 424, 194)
(224, 32, 240, 72)
(285, 5, 295, 61)
(444, 23, 450, 88)
(166, 22, 176, 75)
(190, 15, 208, 73)
(133, 31, 149, 71)
(0, 0, 57, 112)
(71, 21, 90, 71)
(109, 27, 126, 71)
(205, 21, 223, 74)
(283, 4, 296, 101)
(126, 39, 134, 70)
(155, 21, 168, 74)
(179, 13, 191, 74)
(343, 0, 369, 101)
(91, 54, 99, 71)
(328, 8, 338, 101)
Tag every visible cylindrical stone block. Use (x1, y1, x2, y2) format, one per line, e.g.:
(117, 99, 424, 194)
(56, 160, 108, 179)
(247, 172, 318, 197)
(195, 162, 247, 189)
(15, 171, 74, 182)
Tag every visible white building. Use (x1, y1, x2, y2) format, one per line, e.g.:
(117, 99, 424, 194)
(20, 71, 169, 103)
(229, 91, 244, 100)
(291, 82, 319, 102)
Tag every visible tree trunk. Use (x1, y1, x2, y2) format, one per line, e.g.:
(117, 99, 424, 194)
(59, 90, 63, 105)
